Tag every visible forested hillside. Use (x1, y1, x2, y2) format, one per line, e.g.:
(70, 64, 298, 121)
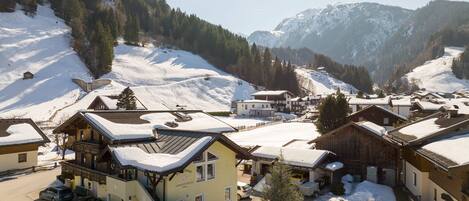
(452, 46, 469, 79)
(267, 47, 373, 93)
(3, 0, 301, 94)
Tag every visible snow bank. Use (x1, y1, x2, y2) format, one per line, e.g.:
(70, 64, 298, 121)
(317, 180, 396, 201)
(405, 47, 467, 93)
(325, 162, 344, 171)
(228, 122, 319, 147)
(422, 133, 469, 166)
(295, 68, 357, 95)
(251, 146, 329, 168)
(0, 123, 44, 146)
(112, 136, 212, 172)
(215, 116, 271, 128)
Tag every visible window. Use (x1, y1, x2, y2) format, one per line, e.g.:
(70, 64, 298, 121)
(244, 105, 247, 110)
(433, 188, 437, 201)
(252, 104, 255, 108)
(79, 130, 84, 141)
(383, 118, 390, 125)
(413, 172, 417, 186)
(18, 153, 27, 163)
(195, 194, 204, 201)
(196, 165, 205, 182)
(224, 187, 231, 201)
(207, 164, 215, 180)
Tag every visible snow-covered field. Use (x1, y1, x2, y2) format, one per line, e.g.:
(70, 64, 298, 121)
(215, 116, 271, 128)
(296, 68, 357, 95)
(0, 5, 255, 124)
(0, 5, 91, 122)
(228, 122, 319, 147)
(405, 47, 468, 93)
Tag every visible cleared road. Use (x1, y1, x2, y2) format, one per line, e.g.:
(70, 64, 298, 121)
(0, 168, 60, 201)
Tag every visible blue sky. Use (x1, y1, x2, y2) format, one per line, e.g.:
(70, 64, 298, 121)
(166, 0, 454, 35)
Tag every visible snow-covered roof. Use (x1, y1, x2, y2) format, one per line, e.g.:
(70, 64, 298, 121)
(422, 133, 469, 167)
(413, 100, 445, 111)
(391, 98, 412, 106)
(348, 96, 391, 105)
(356, 121, 387, 136)
(398, 117, 444, 140)
(228, 122, 320, 147)
(252, 90, 290, 96)
(111, 136, 212, 172)
(0, 119, 49, 146)
(325, 161, 344, 171)
(349, 105, 408, 121)
(237, 100, 273, 104)
(282, 139, 312, 149)
(252, 146, 330, 168)
(56, 111, 236, 142)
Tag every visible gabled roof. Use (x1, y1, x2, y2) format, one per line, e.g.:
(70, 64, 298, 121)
(348, 105, 408, 121)
(0, 118, 49, 147)
(309, 121, 397, 147)
(53, 110, 237, 143)
(108, 129, 251, 175)
(88, 95, 147, 110)
(388, 112, 469, 145)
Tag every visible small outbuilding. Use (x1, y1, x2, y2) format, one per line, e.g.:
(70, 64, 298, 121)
(23, 71, 34, 80)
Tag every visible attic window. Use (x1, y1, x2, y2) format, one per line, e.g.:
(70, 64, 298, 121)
(164, 121, 178, 128)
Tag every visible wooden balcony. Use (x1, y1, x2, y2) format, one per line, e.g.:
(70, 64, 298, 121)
(73, 141, 101, 155)
(61, 161, 107, 184)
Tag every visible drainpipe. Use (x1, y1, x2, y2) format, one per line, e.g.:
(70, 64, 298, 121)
(163, 178, 166, 201)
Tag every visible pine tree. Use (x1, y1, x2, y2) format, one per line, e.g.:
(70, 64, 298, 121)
(0, 0, 16, 12)
(262, 156, 303, 201)
(316, 90, 349, 134)
(117, 87, 137, 110)
(95, 22, 114, 76)
(124, 15, 140, 46)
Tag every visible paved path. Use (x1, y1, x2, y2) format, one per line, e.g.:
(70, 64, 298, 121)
(0, 168, 60, 201)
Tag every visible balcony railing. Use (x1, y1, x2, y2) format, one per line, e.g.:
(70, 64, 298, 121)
(73, 141, 101, 155)
(61, 161, 107, 184)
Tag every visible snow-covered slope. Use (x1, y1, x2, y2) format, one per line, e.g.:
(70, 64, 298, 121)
(0, 5, 255, 124)
(295, 68, 357, 95)
(248, 3, 412, 65)
(404, 47, 467, 93)
(0, 5, 91, 122)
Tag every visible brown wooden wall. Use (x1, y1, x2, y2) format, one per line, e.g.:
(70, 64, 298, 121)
(315, 126, 400, 182)
(0, 143, 39, 155)
(349, 106, 405, 127)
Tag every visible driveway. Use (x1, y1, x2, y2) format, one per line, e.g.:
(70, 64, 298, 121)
(0, 168, 60, 201)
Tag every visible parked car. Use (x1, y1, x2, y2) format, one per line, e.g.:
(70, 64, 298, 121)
(237, 181, 252, 200)
(39, 186, 74, 201)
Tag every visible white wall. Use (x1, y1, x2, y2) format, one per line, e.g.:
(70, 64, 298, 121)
(404, 161, 430, 200)
(236, 102, 272, 116)
(0, 150, 37, 172)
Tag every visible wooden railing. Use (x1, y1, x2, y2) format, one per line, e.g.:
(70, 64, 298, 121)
(61, 161, 107, 184)
(73, 141, 101, 155)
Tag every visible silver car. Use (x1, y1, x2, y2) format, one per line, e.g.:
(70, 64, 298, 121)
(39, 186, 74, 201)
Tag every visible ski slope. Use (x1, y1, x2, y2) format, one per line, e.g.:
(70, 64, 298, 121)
(0, 5, 91, 122)
(405, 47, 468, 93)
(0, 5, 255, 124)
(295, 68, 357, 95)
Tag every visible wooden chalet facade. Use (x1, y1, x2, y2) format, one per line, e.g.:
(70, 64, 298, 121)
(348, 105, 407, 127)
(54, 110, 250, 201)
(87, 95, 147, 110)
(388, 111, 469, 201)
(310, 121, 400, 186)
(252, 90, 294, 112)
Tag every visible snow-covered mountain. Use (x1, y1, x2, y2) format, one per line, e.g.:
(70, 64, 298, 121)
(295, 67, 357, 95)
(0, 5, 255, 124)
(248, 3, 412, 65)
(403, 47, 468, 93)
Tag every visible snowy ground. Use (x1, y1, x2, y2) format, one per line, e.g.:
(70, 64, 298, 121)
(0, 168, 60, 201)
(405, 47, 467, 93)
(316, 181, 396, 201)
(0, 5, 255, 125)
(0, 5, 91, 122)
(228, 122, 320, 147)
(295, 68, 357, 95)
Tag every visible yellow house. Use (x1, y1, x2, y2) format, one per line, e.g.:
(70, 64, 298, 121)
(54, 110, 251, 201)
